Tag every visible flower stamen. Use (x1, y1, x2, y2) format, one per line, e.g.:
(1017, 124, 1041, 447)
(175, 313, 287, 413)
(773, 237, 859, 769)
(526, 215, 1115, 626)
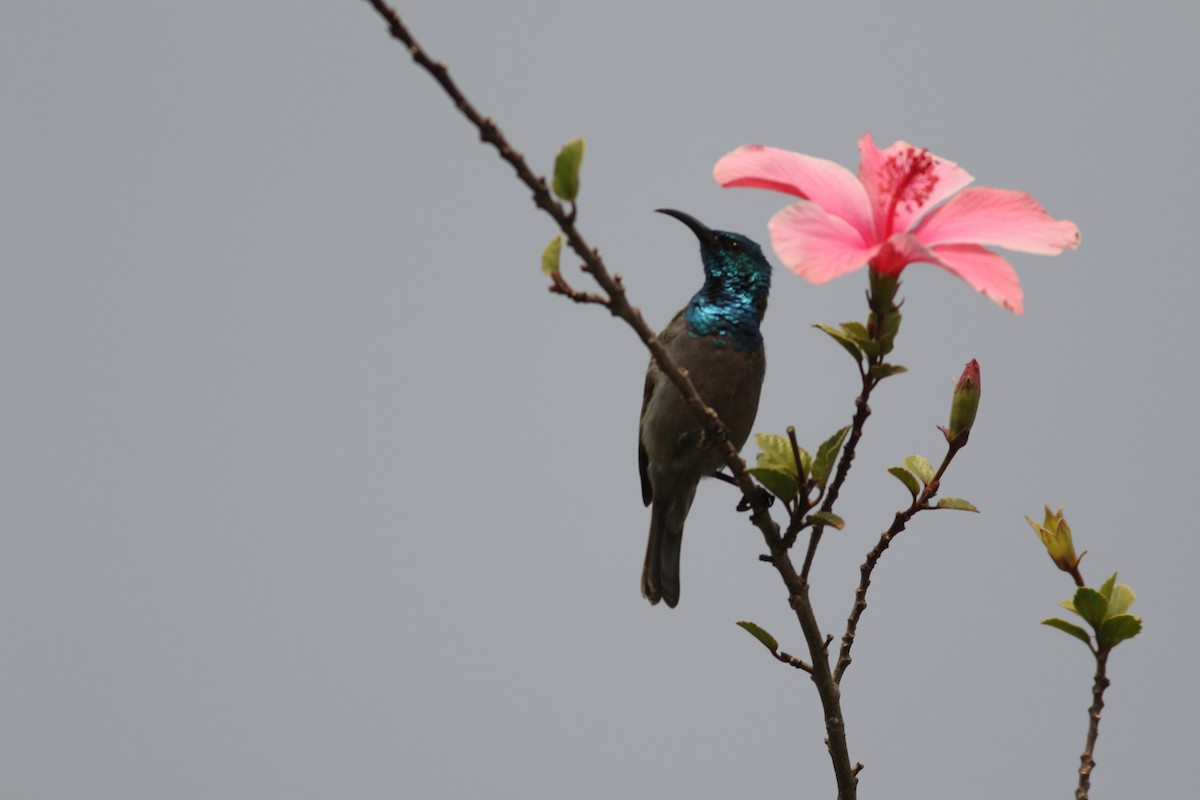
(879, 147, 938, 238)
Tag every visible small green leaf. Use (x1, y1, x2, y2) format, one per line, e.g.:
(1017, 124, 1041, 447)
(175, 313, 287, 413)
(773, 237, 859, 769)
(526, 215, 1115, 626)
(1098, 614, 1142, 648)
(856, 335, 882, 359)
(1097, 572, 1117, 602)
(1060, 597, 1077, 615)
(807, 511, 845, 530)
(903, 454, 935, 486)
(813, 324, 863, 363)
(1073, 587, 1109, 630)
(888, 466, 920, 500)
(754, 433, 799, 476)
(841, 321, 871, 342)
(551, 137, 585, 201)
(1106, 583, 1136, 617)
(812, 426, 851, 487)
(1042, 617, 1093, 647)
(936, 497, 979, 512)
(748, 468, 798, 503)
(541, 235, 564, 275)
(878, 307, 902, 353)
(796, 447, 812, 479)
(870, 363, 908, 380)
(736, 620, 778, 653)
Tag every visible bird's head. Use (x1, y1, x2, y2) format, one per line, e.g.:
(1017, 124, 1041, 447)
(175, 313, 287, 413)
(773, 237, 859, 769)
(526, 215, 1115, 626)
(656, 208, 772, 302)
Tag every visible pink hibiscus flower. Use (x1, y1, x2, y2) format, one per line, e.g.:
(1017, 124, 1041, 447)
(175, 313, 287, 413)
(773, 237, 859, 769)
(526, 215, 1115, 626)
(713, 133, 1080, 313)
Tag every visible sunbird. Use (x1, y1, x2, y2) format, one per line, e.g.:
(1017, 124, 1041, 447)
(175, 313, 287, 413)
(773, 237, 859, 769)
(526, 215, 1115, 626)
(639, 209, 772, 607)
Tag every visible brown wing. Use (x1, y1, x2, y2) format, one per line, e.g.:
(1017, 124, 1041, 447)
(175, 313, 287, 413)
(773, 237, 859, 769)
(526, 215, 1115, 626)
(638, 369, 654, 506)
(638, 310, 685, 507)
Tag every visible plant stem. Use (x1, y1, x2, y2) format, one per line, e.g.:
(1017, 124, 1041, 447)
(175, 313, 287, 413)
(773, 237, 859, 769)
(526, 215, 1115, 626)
(1076, 647, 1111, 800)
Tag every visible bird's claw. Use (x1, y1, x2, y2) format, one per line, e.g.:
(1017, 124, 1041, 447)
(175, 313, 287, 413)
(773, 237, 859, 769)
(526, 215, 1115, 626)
(736, 486, 775, 513)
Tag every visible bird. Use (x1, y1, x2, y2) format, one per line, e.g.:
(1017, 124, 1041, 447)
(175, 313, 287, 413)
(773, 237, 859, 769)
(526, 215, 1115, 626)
(639, 209, 772, 608)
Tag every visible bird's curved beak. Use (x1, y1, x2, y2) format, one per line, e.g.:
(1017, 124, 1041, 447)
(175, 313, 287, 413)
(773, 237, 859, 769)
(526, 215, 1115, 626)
(656, 208, 719, 249)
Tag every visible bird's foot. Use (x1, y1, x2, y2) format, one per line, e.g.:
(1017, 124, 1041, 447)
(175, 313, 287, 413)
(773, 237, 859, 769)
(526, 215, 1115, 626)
(711, 470, 775, 512)
(735, 482, 775, 513)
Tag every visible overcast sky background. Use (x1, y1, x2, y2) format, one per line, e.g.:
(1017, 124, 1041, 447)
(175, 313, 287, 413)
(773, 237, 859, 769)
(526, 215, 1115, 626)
(3, 2, 1196, 798)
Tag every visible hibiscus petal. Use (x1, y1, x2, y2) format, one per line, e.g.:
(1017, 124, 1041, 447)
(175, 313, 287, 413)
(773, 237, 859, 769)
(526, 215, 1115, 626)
(715, 145, 875, 242)
(928, 243, 1025, 314)
(913, 187, 1081, 254)
(857, 133, 974, 236)
(768, 201, 878, 284)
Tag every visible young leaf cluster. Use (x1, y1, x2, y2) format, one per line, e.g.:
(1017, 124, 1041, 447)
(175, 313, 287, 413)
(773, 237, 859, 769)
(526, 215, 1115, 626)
(748, 428, 848, 531)
(887, 454, 977, 512)
(813, 321, 906, 380)
(1044, 573, 1142, 652)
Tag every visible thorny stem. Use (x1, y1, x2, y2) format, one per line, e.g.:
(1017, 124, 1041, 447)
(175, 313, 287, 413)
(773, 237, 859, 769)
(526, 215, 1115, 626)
(1076, 648, 1111, 800)
(834, 437, 966, 683)
(363, 3, 857, 796)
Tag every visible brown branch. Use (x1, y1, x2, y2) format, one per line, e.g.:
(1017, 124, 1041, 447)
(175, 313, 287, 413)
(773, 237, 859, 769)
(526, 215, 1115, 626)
(775, 649, 815, 673)
(363, 3, 858, 796)
(795, 370, 876, 574)
(1076, 648, 1111, 800)
(794, 284, 899, 576)
(549, 269, 610, 306)
(834, 437, 966, 683)
(363, 0, 736, 485)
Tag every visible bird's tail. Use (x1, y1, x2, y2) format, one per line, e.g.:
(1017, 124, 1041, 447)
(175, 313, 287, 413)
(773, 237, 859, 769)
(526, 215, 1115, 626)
(641, 485, 697, 608)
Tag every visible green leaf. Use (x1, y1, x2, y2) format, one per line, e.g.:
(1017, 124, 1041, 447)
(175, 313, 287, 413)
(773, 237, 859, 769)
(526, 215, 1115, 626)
(813, 323, 863, 363)
(878, 307, 902, 354)
(812, 426, 851, 487)
(841, 321, 871, 341)
(903, 454, 935, 486)
(748, 468, 798, 503)
(870, 363, 908, 380)
(1097, 572, 1117, 602)
(1042, 617, 1093, 647)
(936, 497, 979, 512)
(551, 138, 585, 201)
(1106, 583, 1136, 617)
(1073, 587, 1109, 630)
(754, 433, 799, 476)
(796, 447, 812, 478)
(736, 620, 778, 653)
(1059, 597, 1077, 615)
(541, 234, 564, 275)
(855, 335, 882, 359)
(1098, 614, 1143, 648)
(807, 511, 845, 530)
(888, 467, 920, 500)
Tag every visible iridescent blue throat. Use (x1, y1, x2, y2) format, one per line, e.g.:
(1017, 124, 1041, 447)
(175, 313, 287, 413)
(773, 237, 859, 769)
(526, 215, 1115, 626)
(684, 234, 771, 352)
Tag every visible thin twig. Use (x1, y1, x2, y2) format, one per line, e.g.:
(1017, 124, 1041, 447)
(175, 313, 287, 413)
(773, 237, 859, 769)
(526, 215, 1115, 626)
(1076, 648, 1111, 800)
(363, 4, 857, 796)
(793, 287, 899, 574)
(834, 438, 965, 683)
(776, 649, 815, 673)
(549, 270, 610, 306)
(795, 375, 876, 571)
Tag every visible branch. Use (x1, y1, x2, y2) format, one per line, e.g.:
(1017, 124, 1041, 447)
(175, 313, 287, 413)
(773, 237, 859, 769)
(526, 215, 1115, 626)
(364, 4, 857, 795)
(363, 0, 742, 492)
(834, 437, 966, 683)
(1076, 648, 1111, 800)
(795, 368, 876, 575)
(794, 284, 899, 578)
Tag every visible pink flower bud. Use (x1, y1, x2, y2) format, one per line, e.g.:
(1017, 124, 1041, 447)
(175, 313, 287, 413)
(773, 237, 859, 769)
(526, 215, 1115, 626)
(947, 359, 981, 440)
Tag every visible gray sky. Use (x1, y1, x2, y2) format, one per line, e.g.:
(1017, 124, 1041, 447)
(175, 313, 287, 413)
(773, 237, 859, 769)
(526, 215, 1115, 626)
(3, 2, 1196, 798)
